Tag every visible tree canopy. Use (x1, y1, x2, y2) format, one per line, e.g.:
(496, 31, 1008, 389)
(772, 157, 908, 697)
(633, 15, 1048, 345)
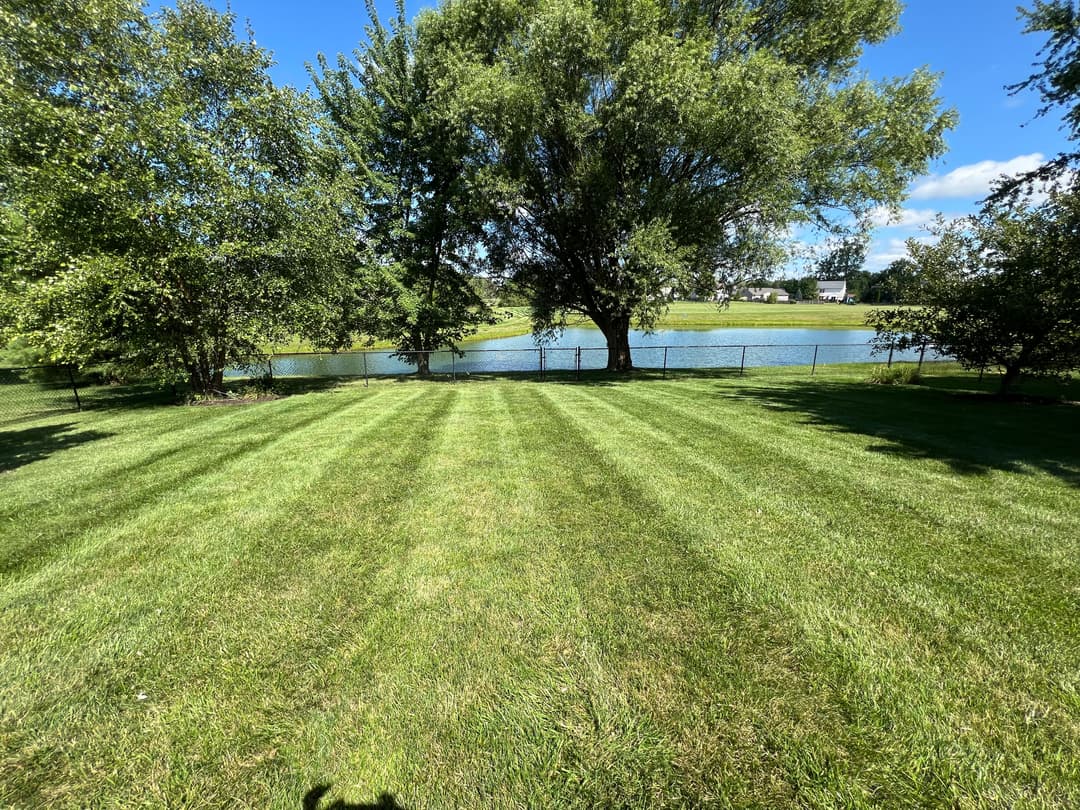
(1, 0, 350, 392)
(995, 1, 1080, 197)
(311, 0, 494, 376)
(867, 197, 1080, 395)
(422, 0, 955, 369)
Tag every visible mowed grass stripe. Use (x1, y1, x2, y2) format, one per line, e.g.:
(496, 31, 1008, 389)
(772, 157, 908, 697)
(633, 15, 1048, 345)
(500, 384, 847, 807)
(273, 385, 596, 808)
(620, 378, 1080, 570)
(0, 387, 457, 807)
(1, 374, 1078, 808)
(617, 378, 1080, 657)
(544, 381, 1080, 806)
(0, 389, 383, 579)
(0, 388, 394, 598)
(563, 379, 1080, 666)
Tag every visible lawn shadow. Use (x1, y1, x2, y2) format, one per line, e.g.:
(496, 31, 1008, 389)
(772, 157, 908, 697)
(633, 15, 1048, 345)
(76, 376, 361, 412)
(382, 366, 745, 387)
(303, 784, 407, 810)
(262, 375, 363, 396)
(78, 383, 179, 412)
(0, 422, 114, 473)
(720, 377, 1080, 487)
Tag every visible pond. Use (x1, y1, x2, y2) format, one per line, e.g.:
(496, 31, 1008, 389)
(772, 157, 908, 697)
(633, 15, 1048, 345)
(239, 327, 939, 378)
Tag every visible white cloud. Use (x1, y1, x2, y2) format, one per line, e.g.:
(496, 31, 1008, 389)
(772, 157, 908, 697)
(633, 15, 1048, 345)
(910, 153, 1045, 200)
(867, 207, 939, 228)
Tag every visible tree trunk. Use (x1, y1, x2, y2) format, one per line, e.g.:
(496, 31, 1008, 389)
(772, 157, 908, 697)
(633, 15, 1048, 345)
(596, 314, 633, 371)
(415, 351, 431, 377)
(187, 364, 225, 395)
(998, 365, 1021, 397)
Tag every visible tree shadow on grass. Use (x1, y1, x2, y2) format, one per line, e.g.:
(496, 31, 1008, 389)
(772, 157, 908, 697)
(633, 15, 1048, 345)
(73, 376, 361, 412)
(0, 423, 113, 473)
(77, 383, 179, 412)
(384, 367, 745, 387)
(263, 375, 364, 397)
(719, 377, 1080, 487)
(303, 784, 407, 810)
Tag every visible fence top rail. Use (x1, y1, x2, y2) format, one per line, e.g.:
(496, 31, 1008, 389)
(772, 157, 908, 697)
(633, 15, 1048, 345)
(266, 342, 932, 359)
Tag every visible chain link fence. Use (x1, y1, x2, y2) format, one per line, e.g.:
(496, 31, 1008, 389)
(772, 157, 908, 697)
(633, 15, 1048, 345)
(0, 366, 82, 425)
(1, 342, 942, 422)
(242, 341, 943, 384)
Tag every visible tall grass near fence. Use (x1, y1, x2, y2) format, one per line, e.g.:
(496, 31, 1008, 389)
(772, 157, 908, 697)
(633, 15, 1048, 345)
(1, 369, 1078, 807)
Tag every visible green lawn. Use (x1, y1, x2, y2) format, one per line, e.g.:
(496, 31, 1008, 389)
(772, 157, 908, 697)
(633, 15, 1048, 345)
(470, 302, 885, 340)
(2, 368, 1078, 808)
(658, 300, 889, 329)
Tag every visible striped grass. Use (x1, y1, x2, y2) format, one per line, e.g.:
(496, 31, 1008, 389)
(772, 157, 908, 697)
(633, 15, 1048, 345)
(1, 368, 1078, 808)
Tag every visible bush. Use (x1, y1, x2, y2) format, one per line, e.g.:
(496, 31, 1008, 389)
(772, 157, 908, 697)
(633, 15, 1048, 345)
(867, 364, 922, 385)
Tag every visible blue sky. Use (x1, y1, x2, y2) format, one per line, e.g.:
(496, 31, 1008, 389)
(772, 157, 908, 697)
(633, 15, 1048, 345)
(190, 0, 1072, 272)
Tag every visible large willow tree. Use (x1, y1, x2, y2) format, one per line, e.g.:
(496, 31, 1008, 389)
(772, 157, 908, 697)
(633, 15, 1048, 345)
(423, 0, 955, 369)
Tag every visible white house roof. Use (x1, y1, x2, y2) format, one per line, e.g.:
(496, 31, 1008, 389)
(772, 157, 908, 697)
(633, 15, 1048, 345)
(817, 280, 846, 294)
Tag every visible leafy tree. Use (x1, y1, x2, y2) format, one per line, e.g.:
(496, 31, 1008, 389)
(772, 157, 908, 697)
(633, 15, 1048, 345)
(424, 0, 953, 369)
(867, 257, 920, 304)
(867, 196, 1080, 395)
(312, 0, 494, 376)
(995, 1, 1080, 197)
(815, 237, 868, 281)
(776, 275, 820, 302)
(1, 1, 347, 392)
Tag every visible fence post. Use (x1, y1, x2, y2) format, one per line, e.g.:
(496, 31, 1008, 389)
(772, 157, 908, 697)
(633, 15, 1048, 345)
(576, 347, 581, 381)
(266, 356, 274, 382)
(918, 343, 927, 372)
(452, 352, 456, 383)
(887, 345, 894, 367)
(539, 347, 544, 381)
(663, 347, 668, 379)
(363, 352, 369, 387)
(67, 365, 82, 411)
(740, 345, 746, 376)
(811, 345, 819, 376)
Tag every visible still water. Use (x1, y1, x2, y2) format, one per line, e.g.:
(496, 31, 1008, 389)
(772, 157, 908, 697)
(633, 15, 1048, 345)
(238, 327, 936, 378)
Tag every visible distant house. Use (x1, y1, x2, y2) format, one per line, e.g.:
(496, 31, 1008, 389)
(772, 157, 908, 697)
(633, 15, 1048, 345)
(817, 279, 847, 302)
(739, 287, 790, 303)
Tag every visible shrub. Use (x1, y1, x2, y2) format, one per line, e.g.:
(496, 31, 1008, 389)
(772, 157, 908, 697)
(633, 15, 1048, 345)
(867, 364, 922, 385)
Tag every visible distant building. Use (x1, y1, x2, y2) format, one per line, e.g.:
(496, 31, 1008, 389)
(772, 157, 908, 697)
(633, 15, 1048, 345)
(817, 279, 847, 302)
(738, 287, 790, 303)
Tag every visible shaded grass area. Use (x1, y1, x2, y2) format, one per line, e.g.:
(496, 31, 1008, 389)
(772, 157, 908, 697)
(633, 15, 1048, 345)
(1, 369, 1078, 808)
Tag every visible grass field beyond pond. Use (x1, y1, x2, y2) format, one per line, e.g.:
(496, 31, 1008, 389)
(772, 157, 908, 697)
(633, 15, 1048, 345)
(469, 302, 883, 341)
(2, 368, 1078, 808)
